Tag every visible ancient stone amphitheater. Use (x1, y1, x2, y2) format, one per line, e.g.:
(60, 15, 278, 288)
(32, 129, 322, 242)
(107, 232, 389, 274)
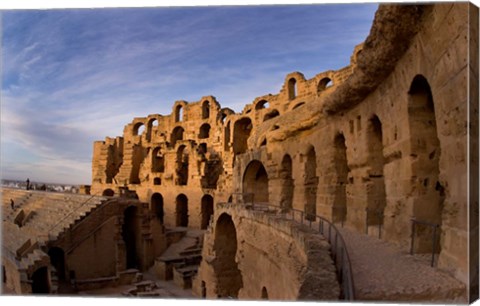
(1, 3, 478, 303)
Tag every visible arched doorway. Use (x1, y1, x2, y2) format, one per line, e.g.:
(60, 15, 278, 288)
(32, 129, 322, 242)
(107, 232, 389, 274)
(31, 266, 50, 294)
(122, 206, 138, 269)
(102, 189, 114, 197)
(201, 195, 214, 229)
(176, 145, 189, 186)
(176, 194, 189, 227)
(261, 287, 269, 299)
(151, 193, 164, 224)
(48, 247, 65, 281)
(333, 134, 348, 224)
(233, 118, 253, 155)
(214, 213, 243, 298)
(280, 154, 294, 210)
(366, 115, 386, 230)
(408, 75, 443, 253)
(304, 146, 318, 220)
(243, 160, 269, 203)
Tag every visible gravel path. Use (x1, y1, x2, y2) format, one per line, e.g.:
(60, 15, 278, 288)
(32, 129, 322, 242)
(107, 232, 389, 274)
(339, 227, 467, 303)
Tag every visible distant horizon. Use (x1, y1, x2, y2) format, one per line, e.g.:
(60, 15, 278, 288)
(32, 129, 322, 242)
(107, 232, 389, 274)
(1, 3, 378, 185)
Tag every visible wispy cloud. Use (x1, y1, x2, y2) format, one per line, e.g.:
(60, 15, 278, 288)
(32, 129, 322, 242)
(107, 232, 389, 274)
(1, 4, 378, 184)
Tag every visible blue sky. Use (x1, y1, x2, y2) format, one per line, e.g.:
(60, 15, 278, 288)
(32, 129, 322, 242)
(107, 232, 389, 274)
(1, 3, 378, 185)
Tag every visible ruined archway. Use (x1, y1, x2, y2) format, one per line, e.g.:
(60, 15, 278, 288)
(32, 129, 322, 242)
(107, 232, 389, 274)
(280, 154, 294, 210)
(48, 247, 65, 281)
(366, 115, 386, 229)
(175, 105, 184, 122)
(333, 134, 348, 224)
(199, 123, 211, 139)
(304, 146, 318, 220)
(261, 287, 269, 300)
(201, 194, 214, 229)
(31, 266, 50, 294)
(103, 189, 114, 197)
(408, 75, 444, 253)
(288, 78, 297, 100)
(122, 206, 138, 269)
(214, 213, 243, 298)
(151, 147, 165, 173)
(233, 118, 253, 155)
(171, 126, 184, 147)
(243, 160, 269, 203)
(176, 194, 189, 227)
(263, 109, 280, 122)
(151, 193, 164, 224)
(176, 145, 189, 186)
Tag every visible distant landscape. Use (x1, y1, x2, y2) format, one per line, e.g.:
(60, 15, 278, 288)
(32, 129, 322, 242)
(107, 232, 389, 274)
(1, 179, 80, 193)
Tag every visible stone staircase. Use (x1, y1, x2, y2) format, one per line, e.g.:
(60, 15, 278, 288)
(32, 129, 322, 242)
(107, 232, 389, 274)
(154, 229, 204, 289)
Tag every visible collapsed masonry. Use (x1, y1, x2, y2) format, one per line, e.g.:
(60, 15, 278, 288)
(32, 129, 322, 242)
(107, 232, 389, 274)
(2, 2, 478, 302)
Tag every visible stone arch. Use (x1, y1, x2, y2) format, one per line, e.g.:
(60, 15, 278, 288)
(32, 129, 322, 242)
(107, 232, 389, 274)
(175, 104, 184, 122)
(199, 123, 211, 139)
(48, 247, 66, 281)
(263, 109, 280, 122)
(151, 147, 165, 173)
(288, 78, 297, 100)
(213, 213, 243, 298)
(366, 115, 386, 229)
(280, 154, 294, 210)
(261, 286, 269, 299)
(255, 99, 269, 110)
(147, 118, 158, 141)
(31, 266, 50, 294)
(122, 205, 139, 269)
(243, 160, 269, 203)
(304, 145, 318, 220)
(153, 177, 161, 185)
(408, 75, 444, 253)
(151, 193, 164, 224)
(202, 100, 210, 119)
(317, 77, 333, 93)
(170, 126, 184, 147)
(333, 133, 348, 224)
(233, 117, 253, 155)
(176, 194, 189, 227)
(103, 189, 114, 197)
(176, 145, 189, 186)
(132, 122, 145, 136)
(201, 194, 214, 229)
(292, 102, 305, 110)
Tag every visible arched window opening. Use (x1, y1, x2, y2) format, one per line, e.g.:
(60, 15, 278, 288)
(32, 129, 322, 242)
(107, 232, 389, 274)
(333, 134, 348, 224)
(233, 118, 253, 155)
(151, 193, 164, 224)
(408, 75, 443, 253)
(214, 213, 243, 298)
(202, 100, 210, 119)
(261, 287, 269, 300)
(175, 105, 184, 122)
(201, 195, 214, 229)
(280, 154, 294, 210)
(288, 78, 297, 100)
(31, 267, 50, 294)
(292, 102, 305, 110)
(175, 194, 189, 227)
(147, 119, 158, 141)
(221, 113, 227, 124)
(263, 109, 279, 122)
(103, 189, 114, 197)
(153, 177, 161, 185)
(199, 123, 211, 139)
(48, 247, 65, 281)
(133, 122, 145, 136)
(260, 138, 267, 146)
(304, 146, 318, 221)
(170, 126, 185, 148)
(199, 143, 207, 155)
(122, 206, 139, 269)
(243, 160, 269, 203)
(152, 147, 165, 173)
(366, 115, 386, 232)
(176, 145, 189, 186)
(255, 100, 269, 110)
(317, 77, 333, 93)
